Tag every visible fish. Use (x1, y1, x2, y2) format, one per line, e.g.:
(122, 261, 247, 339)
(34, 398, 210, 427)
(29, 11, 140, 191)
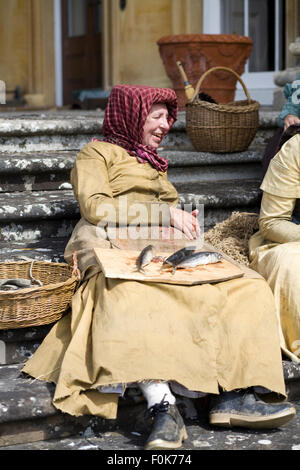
(173, 251, 223, 273)
(0, 278, 34, 291)
(136, 244, 154, 274)
(161, 246, 197, 271)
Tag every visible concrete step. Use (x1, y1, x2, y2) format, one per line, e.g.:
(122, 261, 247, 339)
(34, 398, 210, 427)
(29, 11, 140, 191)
(0, 148, 263, 192)
(0, 151, 75, 192)
(0, 190, 79, 242)
(0, 363, 118, 447)
(0, 109, 278, 153)
(160, 149, 263, 185)
(179, 180, 261, 229)
(0, 110, 266, 238)
(0, 324, 55, 366)
(0, 238, 67, 263)
(0, 358, 298, 448)
(177, 180, 261, 208)
(3, 399, 300, 451)
(0, 179, 261, 242)
(0, 111, 104, 153)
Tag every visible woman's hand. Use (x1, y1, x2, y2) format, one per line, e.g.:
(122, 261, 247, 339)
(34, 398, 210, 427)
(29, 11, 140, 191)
(283, 114, 300, 131)
(169, 207, 201, 240)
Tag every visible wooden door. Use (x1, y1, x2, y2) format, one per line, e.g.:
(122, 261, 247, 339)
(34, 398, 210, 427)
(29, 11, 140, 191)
(62, 0, 103, 105)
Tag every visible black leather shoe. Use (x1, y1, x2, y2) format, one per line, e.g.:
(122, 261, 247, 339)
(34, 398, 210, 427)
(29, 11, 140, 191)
(144, 400, 188, 450)
(209, 389, 296, 429)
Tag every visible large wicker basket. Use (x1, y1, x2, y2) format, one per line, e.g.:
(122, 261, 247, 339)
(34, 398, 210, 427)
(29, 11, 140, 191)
(186, 66, 260, 153)
(0, 259, 80, 329)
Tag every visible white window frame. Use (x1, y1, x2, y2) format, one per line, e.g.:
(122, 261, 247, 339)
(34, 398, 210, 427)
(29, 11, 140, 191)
(54, 0, 63, 107)
(203, 0, 283, 104)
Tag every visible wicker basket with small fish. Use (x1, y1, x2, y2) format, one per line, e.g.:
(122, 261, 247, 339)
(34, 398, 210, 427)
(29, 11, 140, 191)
(0, 254, 80, 329)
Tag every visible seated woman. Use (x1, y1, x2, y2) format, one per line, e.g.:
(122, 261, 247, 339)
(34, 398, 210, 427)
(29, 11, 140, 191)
(22, 85, 295, 450)
(262, 73, 300, 176)
(250, 125, 300, 364)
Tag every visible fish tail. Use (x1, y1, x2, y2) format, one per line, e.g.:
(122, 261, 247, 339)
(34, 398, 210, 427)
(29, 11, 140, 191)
(138, 267, 146, 275)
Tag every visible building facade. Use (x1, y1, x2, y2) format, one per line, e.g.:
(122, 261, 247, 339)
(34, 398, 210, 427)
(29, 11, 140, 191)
(0, 0, 299, 108)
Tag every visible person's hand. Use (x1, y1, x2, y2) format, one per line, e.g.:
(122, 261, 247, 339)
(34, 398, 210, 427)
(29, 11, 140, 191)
(283, 114, 300, 131)
(169, 207, 201, 240)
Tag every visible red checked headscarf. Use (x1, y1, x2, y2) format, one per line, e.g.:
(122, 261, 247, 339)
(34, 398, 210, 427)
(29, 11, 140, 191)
(101, 85, 178, 172)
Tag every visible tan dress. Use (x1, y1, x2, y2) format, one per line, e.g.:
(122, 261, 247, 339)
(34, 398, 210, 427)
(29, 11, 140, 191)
(250, 134, 300, 363)
(22, 141, 286, 418)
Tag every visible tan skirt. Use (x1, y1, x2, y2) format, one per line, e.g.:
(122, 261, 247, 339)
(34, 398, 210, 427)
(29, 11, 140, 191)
(250, 239, 300, 364)
(22, 272, 286, 419)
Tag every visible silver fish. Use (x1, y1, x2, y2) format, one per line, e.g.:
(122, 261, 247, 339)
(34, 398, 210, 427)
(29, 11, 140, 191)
(175, 251, 222, 273)
(0, 278, 33, 291)
(136, 244, 154, 274)
(161, 246, 196, 270)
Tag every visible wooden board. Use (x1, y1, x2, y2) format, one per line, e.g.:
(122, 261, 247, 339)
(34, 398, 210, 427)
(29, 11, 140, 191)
(94, 248, 244, 285)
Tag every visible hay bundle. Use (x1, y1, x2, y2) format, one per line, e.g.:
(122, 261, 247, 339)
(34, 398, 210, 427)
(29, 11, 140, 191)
(204, 212, 259, 266)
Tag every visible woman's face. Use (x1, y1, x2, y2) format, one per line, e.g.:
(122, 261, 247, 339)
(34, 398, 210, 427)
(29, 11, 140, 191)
(142, 103, 170, 148)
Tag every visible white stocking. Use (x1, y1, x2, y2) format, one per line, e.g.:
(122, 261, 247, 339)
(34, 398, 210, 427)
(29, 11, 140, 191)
(139, 381, 176, 409)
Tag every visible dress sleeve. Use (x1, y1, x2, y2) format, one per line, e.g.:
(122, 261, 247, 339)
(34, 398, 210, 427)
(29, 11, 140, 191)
(259, 192, 300, 243)
(71, 143, 171, 227)
(260, 134, 300, 199)
(259, 133, 300, 242)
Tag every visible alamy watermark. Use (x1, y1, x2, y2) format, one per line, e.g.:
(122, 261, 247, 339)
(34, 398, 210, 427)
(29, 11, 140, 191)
(0, 80, 5, 104)
(95, 196, 204, 248)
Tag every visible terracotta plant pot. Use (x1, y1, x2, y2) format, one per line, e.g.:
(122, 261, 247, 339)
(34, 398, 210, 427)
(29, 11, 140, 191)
(157, 34, 253, 109)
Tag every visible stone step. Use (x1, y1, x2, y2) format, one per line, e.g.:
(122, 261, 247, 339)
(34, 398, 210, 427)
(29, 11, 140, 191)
(0, 238, 67, 263)
(153, 150, 263, 185)
(0, 324, 55, 366)
(0, 111, 104, 153)
(2, 398, 300, 451)
(0, 358, 298, 448)
(0, 148, 264, 192)
(0, 362, 119, 447)
(0, 180, 261, 242)
(0, 151, 75, 192)
(177, 180, 261, 208)
(0, 190, 79, 242)
(0, 109, 278, 153)
(0, 190, 78, 223)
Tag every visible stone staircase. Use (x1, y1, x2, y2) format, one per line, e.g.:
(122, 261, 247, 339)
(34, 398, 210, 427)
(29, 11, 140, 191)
(0, 108, 276, 249)
(0, 107, 300, 449)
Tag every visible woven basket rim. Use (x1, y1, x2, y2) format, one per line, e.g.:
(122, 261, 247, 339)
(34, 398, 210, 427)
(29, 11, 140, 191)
(0, 260, 79, 298)
(0, 275, 78, 299)
(0, 259, 80, 329)
(186, 99, 260, 113)
(0, 260, 69, 267)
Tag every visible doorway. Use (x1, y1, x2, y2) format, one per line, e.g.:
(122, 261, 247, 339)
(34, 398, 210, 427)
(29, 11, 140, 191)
(61, 0, 103, 106)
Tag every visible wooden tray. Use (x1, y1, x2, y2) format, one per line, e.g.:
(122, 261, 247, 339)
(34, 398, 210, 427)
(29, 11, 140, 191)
(94, 248, 244, 285)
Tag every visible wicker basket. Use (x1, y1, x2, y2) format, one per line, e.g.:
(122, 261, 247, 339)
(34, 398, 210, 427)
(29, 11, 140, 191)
(186, 66, 260, 153)
(0, 258, 80, 330)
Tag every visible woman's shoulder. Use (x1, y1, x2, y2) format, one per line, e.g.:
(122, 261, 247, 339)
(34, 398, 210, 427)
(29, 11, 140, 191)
(76, 140, 130, 165)
(262, 134, 300, 190)
(276, 133, 300, 167)
(262, 133, 300, 196)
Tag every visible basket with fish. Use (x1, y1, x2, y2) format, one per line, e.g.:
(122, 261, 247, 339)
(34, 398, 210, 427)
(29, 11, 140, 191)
(0, 255, 80, 329)
(94, 245, 244, 286)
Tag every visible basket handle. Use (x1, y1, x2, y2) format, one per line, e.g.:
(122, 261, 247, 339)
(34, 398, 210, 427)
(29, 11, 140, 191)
(191, 66, 251, 104)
